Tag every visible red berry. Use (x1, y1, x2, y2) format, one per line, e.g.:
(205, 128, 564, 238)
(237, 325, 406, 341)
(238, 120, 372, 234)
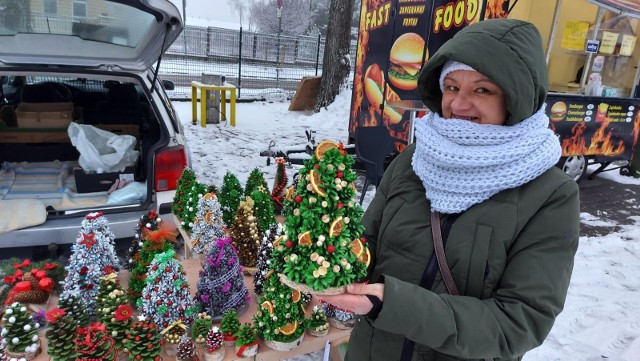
(295, 195, 303, 203)
(156, 300, 162, 305)
(152, 265, 158, 271)
(147, 344, 153, 349)
(285, 241, 293, 248)
(314, 164, 320, 169)
(136, 355, 142, 360)
(361, 237, 366, 243)
(337, 203, 344, 209)
(135, 336, 141, 342)
(337, 171, 343, 178)
(327, 245, 335, 253)
(165, 267, 171, 272)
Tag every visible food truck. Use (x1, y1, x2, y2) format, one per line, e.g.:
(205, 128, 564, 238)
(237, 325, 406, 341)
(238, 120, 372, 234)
(349, 0, 640, 182)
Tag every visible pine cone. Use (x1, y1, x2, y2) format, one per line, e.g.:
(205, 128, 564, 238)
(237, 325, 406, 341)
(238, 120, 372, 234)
(12, 290, 49, 304)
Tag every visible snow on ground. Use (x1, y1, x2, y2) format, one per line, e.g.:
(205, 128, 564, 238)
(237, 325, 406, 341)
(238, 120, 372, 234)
(172, 91, 640, 361)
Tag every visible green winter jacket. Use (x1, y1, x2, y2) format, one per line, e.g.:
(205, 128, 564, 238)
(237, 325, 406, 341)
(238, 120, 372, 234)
(346, 19, 580, 361)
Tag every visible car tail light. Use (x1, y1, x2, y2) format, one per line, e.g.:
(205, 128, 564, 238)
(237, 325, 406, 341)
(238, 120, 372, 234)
(155, 146, 187, 191)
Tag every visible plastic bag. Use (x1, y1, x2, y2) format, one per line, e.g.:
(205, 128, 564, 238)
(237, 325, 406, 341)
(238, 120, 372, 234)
(68, 123, 139, 173)
(107, 182, 146, 205)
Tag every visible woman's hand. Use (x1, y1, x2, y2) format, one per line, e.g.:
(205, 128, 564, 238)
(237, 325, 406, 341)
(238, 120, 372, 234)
(319, 283, 384, 315)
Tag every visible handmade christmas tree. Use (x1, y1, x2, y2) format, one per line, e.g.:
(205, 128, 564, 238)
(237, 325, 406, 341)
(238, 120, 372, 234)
(125, 318, 162, 361)
(62, 212, 121, 315)
(127, 221, 177, 304)
(176, 336, 197, 361)
(195, 237, 249, 318)
(139, 249, 198, 329)
(234, 323, 258, 357)
(190, 193, 227, 255)
(218, 171, 243, 227)
(0, 330, 5, 361)
(57, 291, 89, 327)
(270, 157, 288, 214)
(126, 211, 160, 271)
(45, 308, 77, 361)
(244, 168, 268, 197)
(253, 223, 282, 297)
(171, 167, 197, 222)
(275, 140, 368, 293)
(95, 273, 132, 350)
(254, 274, 305, 344)
(250, 186, 276, 235)
(204, 326, 224, 354)
(191, 313, 212, 344)
(75, 323, 116, 361)
(220, 309, 241, 343)
(229, 196, 261, 268)
(1, 302, 40, 358)
(96, 272, 124, 323)
(305, 306, 329, 336)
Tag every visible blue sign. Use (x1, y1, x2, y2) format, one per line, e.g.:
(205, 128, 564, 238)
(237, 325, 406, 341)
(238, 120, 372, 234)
(586, 40, 600, 53)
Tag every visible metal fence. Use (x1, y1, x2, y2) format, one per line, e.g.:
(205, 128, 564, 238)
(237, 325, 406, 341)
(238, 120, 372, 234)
(160, 25, 357, 100)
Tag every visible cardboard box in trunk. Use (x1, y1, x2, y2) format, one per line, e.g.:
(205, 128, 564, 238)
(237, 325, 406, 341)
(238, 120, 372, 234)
(16, 102, 74, 129)
(0, 123, 139, 144)
(74, 166, 136, 193)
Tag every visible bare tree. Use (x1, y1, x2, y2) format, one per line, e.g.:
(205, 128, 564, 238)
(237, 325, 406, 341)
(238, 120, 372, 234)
(315, 0, 355, 111)
(249, 0, 312, 36)
(227, 0, 247, 25)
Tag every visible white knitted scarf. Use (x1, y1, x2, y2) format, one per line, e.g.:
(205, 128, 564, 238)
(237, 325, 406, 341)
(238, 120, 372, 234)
(411, 107, 561, 214)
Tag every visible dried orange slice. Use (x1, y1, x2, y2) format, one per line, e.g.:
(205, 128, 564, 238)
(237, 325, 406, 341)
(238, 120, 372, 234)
(261, 301, 274, 315)
(278, 321, 298, 336)
(358, 247, 371, 267)
(291, 289, 302, 303)
(273, 235, 284, 247)
(309, 170, 327, 198)
(298, 231, 312, 247)
(203, 192, 216, 201)
(349, 239, 364, 258)
(314, 140, 340, 161)
(329, 216, 343, 238)
(204, 211, 215, 223)
(285, 186, 295, 201)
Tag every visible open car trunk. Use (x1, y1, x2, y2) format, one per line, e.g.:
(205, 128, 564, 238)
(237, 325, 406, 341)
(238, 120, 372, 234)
(0, 74, 159, 217)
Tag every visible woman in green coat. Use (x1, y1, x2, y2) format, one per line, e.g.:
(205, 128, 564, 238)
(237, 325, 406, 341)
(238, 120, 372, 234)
(322, 19, 580, 361)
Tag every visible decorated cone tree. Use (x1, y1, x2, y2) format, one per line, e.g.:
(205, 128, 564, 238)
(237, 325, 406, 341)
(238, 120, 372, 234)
(195, 237, 249, 318)
(254, 273, 305, 344)
(270, 157, 288, 215)
(176, 336, 197, 361)
(139, 249, 198, 329)
(95, 271, 124, 322)
(1, 302, 40, 358)
(275, 140, 368, 293)
(46, 308, 77, 361)
(205, 326, 224, 354)
(75, 323, 116, 361)
(190, 193, 227, 255)
(244, 168, 268, 198)
(57, 291, 89, 327)
(62, 212, 121, 316)
(234, 323, 258, 357)
(126, 211, 160, 271)
(182, 182, 209, 234)
(250, 186, 276, 235)
(220, 309, 241, 344)
(125, 318, 162, 361)
(229, 196, 261, 269)
(252, 223, 282, 297)
(127, 222, 177, 304)
(171, 168, 198, 222)
(305, 306, 329, 336)
(190, 313, 212, 344)
(218, 172, 243, 227)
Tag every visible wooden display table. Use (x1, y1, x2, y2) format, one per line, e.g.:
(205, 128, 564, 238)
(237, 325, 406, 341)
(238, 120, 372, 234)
(30, 259, 351, 361)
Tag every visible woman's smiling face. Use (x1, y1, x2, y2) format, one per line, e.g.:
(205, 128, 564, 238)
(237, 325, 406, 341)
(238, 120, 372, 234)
(441, 70, 508, 125)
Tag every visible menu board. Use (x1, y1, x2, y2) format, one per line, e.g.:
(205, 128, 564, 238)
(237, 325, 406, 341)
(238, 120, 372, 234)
(545, 94, 640, 160)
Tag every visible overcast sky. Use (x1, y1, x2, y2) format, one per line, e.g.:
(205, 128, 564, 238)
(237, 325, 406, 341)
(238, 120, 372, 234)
(171, 0, 241, 24)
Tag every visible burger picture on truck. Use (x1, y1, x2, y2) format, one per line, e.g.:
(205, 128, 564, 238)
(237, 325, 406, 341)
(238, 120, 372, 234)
(387, 33, 426, 91)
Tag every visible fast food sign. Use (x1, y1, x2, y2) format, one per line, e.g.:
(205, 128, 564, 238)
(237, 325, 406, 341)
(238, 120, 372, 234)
(349, 0, 510, 148)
